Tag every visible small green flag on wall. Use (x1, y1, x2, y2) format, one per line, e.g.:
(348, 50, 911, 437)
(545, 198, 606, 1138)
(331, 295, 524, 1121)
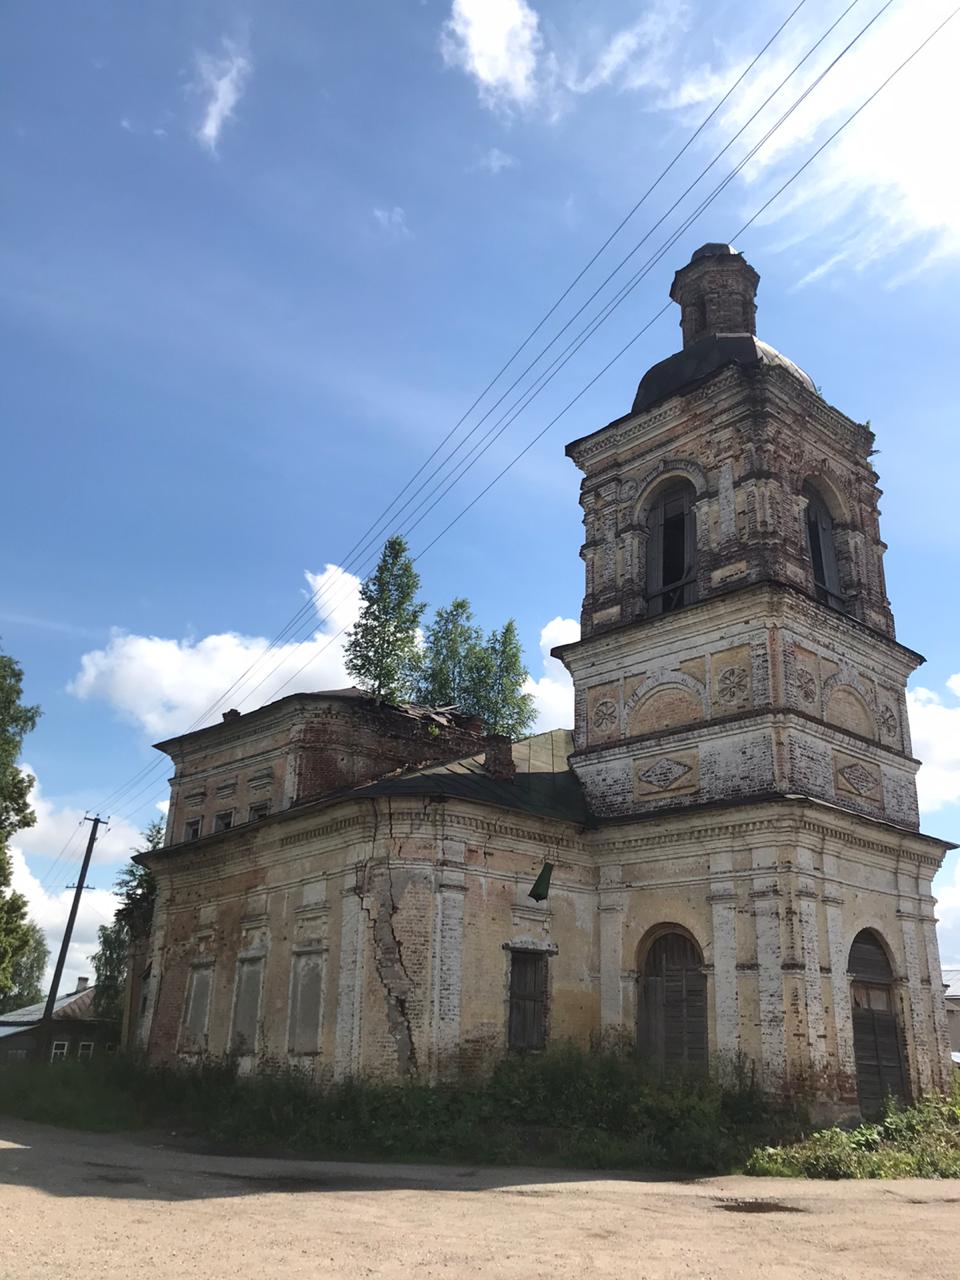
(528, 862, 554, 902)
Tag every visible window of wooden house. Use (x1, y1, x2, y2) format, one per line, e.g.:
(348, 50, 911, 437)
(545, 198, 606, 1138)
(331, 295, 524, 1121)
(638, 931, 707, 1072)
(508, 949, 548, 1051)
(78, 1041, 94, 1061)
(50, 1041, 68, 1062)
(230, 956, 264, 1056)
(179, 962, 213, 1053)
(804, 484, 843, 609)
(646, 482, 697, 616)
(288, 950, 323, 1055)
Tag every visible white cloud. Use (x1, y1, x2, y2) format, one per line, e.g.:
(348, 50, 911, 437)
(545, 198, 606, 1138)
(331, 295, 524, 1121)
(194, 39, 251, 154)
(668, 3, 960, 269)
(9, 849, 120, 997)
(934, 855, 960, 965)
(560, 5, 687, 97)
(5, 769, 146, 996)
(523, 615, 579, 732)
(907, 680, 960, 814)
(474, 146, 518, 175)
(440, 0, 542, 110)
(68, 567, 362, 739)
(372, 206, 412, 238)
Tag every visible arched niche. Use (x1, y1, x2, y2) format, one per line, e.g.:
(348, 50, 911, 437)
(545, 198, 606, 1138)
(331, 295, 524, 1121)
(824, 684, 876, 740)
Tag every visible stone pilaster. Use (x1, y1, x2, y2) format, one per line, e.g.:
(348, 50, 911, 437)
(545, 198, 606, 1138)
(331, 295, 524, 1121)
(751, 848, 786, 1088)
(334, 885, 365, 1080)
(598, 865, 624, 1044)
(708, 849, 739, 1069)
(431, 839, 466, 1081)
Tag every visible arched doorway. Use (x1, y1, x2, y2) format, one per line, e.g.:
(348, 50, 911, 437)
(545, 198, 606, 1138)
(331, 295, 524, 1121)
(637, 930, 707, 1071)
(849, 930, 907, 1116)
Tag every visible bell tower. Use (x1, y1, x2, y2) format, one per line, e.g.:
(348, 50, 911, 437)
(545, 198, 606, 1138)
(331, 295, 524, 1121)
(556, 243, 908, 822)
(553, 243, 952, 1111)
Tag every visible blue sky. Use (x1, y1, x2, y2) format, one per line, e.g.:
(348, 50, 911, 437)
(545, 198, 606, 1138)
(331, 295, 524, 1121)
(4, 0, 960, 988)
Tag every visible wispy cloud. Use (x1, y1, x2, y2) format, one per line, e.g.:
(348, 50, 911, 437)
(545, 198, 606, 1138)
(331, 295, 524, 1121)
(664, 3, 960, 271)
(440, 0, 542, 110)
(474, 146, 517, 174)
(194, 38, 251, 154)
(373, 205, 412, 238)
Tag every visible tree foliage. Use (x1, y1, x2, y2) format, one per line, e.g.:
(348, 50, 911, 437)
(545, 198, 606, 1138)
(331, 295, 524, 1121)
(91, 820, 161, 1023)
(0, 919, 49, 1013)
(344, 536, 425, 702)
(415, 598, 481, 708)
(462, 619, 535, 738)
(0, 648, 41, 1000)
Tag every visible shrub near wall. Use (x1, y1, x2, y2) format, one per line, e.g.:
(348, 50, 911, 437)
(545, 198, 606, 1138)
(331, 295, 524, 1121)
(0, 1046, 805, 1173)
(747, 1084, 960, 1179)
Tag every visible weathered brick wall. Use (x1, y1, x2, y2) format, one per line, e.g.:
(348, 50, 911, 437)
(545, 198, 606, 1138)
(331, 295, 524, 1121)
(569, 366, 892, 640)
(159, 694, 483, 851)
(560, 583, 922, 827)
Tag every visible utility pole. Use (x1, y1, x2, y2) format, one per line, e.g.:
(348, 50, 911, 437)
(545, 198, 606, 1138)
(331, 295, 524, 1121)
(39, 814, 106, 1062)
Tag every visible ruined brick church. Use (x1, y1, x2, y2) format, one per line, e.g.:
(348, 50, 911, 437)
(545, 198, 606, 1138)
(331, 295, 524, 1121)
(132, 244, 953, 1118)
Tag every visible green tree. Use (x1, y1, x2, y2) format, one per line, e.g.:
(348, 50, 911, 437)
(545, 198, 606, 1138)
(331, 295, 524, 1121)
(463, 620, 535, 738)
(415, 598, 483, 708)
(344, 535, 425, 702)
(0, 648, 41, 1000)
(91, 820, 161, 1023)
(0, 918, 47, 1012)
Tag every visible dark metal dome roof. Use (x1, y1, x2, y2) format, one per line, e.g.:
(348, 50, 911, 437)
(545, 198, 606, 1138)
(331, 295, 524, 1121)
(632, 333, 816, 414)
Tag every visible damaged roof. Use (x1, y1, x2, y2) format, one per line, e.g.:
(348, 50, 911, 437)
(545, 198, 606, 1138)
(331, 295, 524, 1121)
(349, 728, 591, 826)
(0, 984, 100, 1038)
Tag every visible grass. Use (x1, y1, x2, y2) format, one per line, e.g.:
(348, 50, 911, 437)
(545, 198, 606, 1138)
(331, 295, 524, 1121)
(0, 1045, 804, 1174)
(5, 1047, 957, 1177)
(746, 1083, 960, 1179)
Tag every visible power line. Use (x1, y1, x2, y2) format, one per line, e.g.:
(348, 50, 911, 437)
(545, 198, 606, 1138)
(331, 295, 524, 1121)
(106, 0, 953, 830)
(207, 0, 890, 715)
(169, 0, 877, 732)
(255, 1, 956, 710)
(94, 1, 814, 818)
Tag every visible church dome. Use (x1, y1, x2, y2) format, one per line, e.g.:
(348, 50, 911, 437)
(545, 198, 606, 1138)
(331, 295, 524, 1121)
(631, 244, 816, 413)
(632, 334, 816, 414)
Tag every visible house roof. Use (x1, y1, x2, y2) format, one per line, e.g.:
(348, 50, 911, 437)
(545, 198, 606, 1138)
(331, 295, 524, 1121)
(349, 728, 591, 827)
(942, 968, 960, 1001)
(0, 984, 99, 1038)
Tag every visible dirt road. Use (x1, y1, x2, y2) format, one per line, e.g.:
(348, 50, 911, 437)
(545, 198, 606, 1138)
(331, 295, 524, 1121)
(2, 1119, 958, 1279)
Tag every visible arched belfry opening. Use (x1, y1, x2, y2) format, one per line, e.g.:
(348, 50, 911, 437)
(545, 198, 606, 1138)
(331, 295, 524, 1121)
(645, 480, 697, 616)
(637, 929, 707, 1071)
(849, 930, 907, 1116)
(803, 482, 843, 609)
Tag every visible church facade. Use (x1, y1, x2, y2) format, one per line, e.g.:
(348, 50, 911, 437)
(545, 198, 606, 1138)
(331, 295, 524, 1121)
(133, 245, 953, 1119)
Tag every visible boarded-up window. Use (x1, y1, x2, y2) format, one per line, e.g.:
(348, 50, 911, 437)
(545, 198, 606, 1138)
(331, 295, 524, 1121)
(230, 956, 263, 1056)
(288, 951, 323, 1055)
(508, 950, 548, 1051)
(849, 930, 906, 1117)
(638, 931, 707, 1072)
(180, 964, 213, 1053)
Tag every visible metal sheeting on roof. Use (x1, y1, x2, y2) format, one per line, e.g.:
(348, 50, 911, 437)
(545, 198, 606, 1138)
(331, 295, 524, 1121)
(942, 968, 960, 1000)
(631, 334, 816, 414)
(350, 728, 590, 826)
(0, 986, 98, 1038)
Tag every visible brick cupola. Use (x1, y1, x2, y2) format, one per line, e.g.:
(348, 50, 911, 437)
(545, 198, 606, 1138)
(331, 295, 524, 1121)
(669, 243, 760, 348)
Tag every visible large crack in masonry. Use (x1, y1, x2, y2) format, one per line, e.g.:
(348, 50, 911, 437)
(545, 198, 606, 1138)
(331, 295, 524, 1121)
(358, 798, 418, 1076)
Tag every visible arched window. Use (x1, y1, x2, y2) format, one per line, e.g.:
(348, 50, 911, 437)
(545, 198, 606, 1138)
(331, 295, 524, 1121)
(638, 930, 707, 1072)
(849, 930, 907, 1116)
(646, 482, 697, 616)
(803, 484, 842, 609)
